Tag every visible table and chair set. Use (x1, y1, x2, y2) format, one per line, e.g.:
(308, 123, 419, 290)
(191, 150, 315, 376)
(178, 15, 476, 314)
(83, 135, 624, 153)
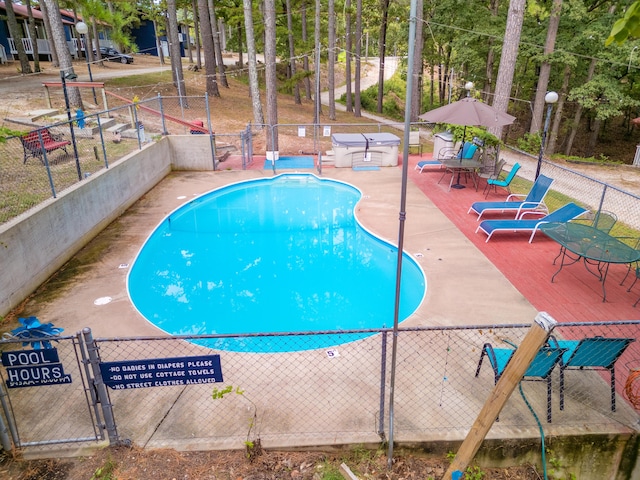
(415, 142, 640, 305)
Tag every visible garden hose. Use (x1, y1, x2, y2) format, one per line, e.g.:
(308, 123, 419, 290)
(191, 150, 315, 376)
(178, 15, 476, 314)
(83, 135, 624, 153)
(518, 382, 548, 480)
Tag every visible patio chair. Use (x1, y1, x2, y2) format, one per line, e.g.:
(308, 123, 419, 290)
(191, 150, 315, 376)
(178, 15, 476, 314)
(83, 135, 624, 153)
(548, 336, 635, 411)
(475, 341, 566, 422)
(592, 210, 618, 233)
(475, 202, 588, 243)
(409, 130, 424, 157)
(468, 173, 553, 221)
(483, 162, 521, 197)
(476, 158, 506, 192)
(415, 141, 479, 173)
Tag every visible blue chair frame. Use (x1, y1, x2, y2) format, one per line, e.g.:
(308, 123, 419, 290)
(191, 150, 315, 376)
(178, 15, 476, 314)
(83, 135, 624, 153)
(475, 202, 588, 243)
(548, 336, 635, 412)
(484, 162, 522, 197)
(475, 342, 565, 422)
(469, 172, 553, 221)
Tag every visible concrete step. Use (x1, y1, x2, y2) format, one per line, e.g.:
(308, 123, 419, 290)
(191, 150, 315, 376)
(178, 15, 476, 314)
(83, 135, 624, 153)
(106, 123, 130, 134)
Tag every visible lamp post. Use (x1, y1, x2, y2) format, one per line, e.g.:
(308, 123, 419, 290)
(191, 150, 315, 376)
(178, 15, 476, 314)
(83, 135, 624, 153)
(465, 81, 474, 97)
(535, 91, 558, 180)
(60, 69, 82, 181)
(76, 21, 97, 103)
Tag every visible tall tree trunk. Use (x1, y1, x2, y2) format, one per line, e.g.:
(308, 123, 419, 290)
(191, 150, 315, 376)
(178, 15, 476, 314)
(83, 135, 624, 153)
(264, 0, 279, 151)
(184, 7, 194, 64)
(565, 58, 597, 155)
(26, 0, 40, 72)
(328, 0, 336, 120)
(39, 0, 58, 66)
(167, 0, 188, 106)
(489, 0, 526, 139)
(237, 25, 243, 68)
(529, 0, 563, 134)
(5, 0, 32, 74)
(92, 18, 103, 64)
(345, 0, 353, 112)
(409, 0, 424, 122)
(547, 64, 571, 155)
(314, 0, 322, 119)
(43, 0, 82, 108)
(354, 0, 362, 117)
(301, 0, 312, 100)
(286, 0, 301, 104)
(192, 0, 202, 69)
(482, 0, 499, 102)
(376, 0, 390, 113)
(207, 0, 228, 87)
(153, 20, 165, 65)
(585, 117, 601, 157)
(243, 0, 264, 125)
(197, 0, 220, 97)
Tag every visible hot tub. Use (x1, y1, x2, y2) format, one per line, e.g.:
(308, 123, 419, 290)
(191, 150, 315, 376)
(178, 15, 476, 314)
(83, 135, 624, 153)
(331, 133, 400, 167)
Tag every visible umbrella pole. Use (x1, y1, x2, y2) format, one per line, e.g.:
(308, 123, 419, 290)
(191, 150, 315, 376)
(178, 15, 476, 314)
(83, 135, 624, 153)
(451, 127, 466, 189)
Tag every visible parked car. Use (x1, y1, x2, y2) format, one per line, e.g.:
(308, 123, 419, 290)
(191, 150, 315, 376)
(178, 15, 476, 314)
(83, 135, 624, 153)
(97, 47, 134, 64)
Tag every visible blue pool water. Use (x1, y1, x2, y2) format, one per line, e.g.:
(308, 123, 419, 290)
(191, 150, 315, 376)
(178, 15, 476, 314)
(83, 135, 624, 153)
(128, 174, 426, 352)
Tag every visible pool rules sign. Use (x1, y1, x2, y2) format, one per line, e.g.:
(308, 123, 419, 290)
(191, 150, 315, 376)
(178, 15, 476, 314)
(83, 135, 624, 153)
(1, 349, 72, 388)
(99, 355, 223, 390)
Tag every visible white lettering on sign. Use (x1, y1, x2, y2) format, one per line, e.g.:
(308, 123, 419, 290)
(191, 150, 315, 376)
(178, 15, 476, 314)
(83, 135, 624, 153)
(8, 364, 64, 382)
(5, 351, 53, 367)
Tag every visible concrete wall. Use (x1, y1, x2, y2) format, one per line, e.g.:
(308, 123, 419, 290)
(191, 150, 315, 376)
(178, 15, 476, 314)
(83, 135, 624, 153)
(0, 140, 172, 317)
(169, 135, 216, 170)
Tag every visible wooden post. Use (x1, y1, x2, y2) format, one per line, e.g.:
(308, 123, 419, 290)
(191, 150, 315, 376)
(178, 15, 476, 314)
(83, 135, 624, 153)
(443, 312, 557, 479)
(44, 85, 52, 109)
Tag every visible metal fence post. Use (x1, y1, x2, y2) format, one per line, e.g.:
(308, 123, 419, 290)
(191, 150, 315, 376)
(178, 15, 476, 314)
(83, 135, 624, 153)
(81, 327, 123, 446)
(205, 92, 217, 171)
(158, 93, 168, 135)
(38, 130, 57, 198)
(0, 382, 17, 449)
(378, 329, 388, 439)
(95, 113, 109, 169)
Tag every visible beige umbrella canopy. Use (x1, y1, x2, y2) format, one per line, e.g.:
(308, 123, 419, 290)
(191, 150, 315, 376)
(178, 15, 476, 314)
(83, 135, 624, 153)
(419, 97, 516, 129)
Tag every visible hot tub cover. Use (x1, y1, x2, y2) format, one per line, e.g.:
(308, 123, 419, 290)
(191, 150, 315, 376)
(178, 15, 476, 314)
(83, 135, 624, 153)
(331, 132, 401, 147)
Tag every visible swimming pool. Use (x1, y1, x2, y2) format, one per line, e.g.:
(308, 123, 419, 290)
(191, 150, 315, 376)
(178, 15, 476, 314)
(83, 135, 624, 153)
(127, 174, 425, 352)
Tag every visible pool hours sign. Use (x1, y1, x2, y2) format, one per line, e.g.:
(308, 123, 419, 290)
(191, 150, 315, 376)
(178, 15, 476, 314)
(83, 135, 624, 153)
(1, 349, 72, 388)
(99, 355, 223, 389)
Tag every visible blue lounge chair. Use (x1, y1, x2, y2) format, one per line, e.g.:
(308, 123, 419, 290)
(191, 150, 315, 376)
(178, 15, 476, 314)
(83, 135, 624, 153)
(468, 173, 554, 221)
(547, 336, 635, 412)
(484, 163, 522, 197)
(475, 342, 566, 422)
(475, 202, 588, 243)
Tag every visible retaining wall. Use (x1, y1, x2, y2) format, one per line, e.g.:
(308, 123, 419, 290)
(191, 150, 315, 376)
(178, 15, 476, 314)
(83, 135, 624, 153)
(0, 139, 171, 317)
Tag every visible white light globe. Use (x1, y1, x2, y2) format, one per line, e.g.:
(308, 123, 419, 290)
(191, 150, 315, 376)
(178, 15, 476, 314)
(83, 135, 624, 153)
(545, 91, 559, 104)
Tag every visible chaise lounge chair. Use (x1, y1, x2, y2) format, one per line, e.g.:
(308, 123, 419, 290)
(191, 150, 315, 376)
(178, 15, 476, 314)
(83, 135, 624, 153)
(475, 202, 588, 243)
(468, 173, 554, 221)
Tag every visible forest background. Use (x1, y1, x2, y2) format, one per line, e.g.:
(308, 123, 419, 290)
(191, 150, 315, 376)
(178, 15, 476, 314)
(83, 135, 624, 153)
(5, 0, 640, 161)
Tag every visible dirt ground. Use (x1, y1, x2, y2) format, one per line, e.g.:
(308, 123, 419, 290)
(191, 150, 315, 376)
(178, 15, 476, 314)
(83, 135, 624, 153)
(0, 54, 634, 479)
(1, 444, 543, 479)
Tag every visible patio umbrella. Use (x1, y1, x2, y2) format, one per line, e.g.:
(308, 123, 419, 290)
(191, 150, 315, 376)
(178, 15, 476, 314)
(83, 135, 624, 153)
(419, 97, 516, 189)
(418, 97, 516, 131)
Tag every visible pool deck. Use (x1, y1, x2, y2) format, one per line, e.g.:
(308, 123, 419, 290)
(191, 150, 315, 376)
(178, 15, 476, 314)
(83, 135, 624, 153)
(13, 160, 640, 464)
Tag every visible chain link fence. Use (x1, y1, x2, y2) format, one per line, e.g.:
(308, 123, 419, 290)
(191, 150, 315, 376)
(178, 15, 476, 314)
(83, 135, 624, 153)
(2, 321, 638, 453)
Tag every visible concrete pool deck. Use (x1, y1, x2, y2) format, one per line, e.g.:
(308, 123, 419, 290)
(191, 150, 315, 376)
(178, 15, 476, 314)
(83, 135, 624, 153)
(10, 166, 640, 475)
(24, 167, 538, 337)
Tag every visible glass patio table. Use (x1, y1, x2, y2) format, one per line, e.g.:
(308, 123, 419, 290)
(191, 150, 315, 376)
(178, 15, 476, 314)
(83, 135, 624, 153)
(539, 222, 640, 302)
(438, 158, 483, 191)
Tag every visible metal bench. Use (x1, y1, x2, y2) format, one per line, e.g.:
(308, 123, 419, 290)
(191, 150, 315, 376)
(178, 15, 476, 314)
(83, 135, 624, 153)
(20, 128, 71, 164)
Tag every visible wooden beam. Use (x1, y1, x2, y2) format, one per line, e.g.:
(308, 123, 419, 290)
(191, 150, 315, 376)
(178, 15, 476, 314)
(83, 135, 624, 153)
(443, 312, 557, 479)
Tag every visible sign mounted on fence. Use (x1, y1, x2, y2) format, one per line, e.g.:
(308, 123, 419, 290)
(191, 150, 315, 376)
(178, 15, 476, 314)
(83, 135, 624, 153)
(99, 355, 223, 390)
(1, 348, 73, 388)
